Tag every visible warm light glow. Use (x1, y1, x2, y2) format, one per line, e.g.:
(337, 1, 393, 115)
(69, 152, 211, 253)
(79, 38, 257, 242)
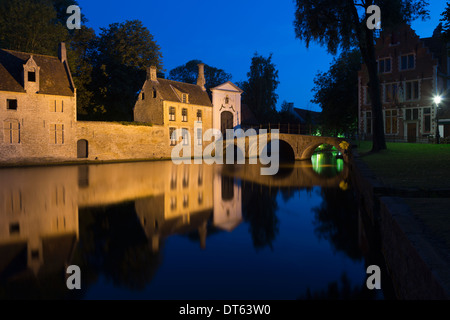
(434, 95, 442, 105)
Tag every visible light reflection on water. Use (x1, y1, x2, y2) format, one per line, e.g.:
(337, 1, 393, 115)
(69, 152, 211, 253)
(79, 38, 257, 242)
(0, 155, 379, 300)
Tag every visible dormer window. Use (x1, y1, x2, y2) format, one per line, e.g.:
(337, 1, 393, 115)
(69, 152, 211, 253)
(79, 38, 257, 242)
(28, 71, 36, 82)
(182, 94, 188, 103)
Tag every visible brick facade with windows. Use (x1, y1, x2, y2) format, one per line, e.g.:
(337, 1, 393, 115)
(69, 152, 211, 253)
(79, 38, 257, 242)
(358, 24, 449, 143)
(0, 43, 77, 160)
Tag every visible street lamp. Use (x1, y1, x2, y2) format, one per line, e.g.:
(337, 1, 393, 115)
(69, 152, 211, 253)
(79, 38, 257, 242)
(434, 95, 442, 144)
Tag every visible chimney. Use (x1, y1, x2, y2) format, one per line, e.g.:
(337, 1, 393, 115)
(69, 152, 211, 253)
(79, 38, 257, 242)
(147, 66, 158, 81)
(197, 63, 206, 91)
(58, 42, 67, 63)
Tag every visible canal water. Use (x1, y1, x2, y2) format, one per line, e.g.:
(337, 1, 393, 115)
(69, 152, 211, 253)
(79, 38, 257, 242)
(0, 152, 388, 299)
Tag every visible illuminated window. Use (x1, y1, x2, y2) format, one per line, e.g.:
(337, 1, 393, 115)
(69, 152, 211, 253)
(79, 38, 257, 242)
(182, 108, 188, 122)
(385, 110, 398, 134)
(3, 120, 20, 144)
(169, 107, 176, 121)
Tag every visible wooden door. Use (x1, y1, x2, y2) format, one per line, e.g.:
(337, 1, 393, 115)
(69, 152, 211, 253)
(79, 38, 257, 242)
(407, 123, 417, 143)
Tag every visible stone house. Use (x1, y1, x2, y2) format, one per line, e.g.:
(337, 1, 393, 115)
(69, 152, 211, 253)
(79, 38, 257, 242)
(358, 24, 449, 143)
(0, 43, 77, 161)
(134, 64, 213, 152)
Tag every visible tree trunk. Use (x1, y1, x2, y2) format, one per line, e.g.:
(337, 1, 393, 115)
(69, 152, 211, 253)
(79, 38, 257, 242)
(361, 28, 387, 152)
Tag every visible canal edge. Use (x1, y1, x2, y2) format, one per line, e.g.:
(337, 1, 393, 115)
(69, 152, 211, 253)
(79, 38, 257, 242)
(350, 151, 450, 300)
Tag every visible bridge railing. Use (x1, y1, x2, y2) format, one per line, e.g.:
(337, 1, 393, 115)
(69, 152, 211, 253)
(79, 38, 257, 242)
(240, 123, 320, 136)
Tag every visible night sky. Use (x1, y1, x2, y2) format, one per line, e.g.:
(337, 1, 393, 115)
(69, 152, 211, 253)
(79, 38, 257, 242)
(77, 0, 447, 112)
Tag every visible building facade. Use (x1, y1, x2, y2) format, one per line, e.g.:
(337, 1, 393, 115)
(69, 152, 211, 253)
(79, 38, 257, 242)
(134, 64, 214, 154)
(0, 43, 77, 161)
(358, 24, 449, 143)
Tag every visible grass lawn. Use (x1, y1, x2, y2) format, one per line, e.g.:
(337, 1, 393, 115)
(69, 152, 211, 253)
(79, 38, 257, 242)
(354, 141, 450, 189)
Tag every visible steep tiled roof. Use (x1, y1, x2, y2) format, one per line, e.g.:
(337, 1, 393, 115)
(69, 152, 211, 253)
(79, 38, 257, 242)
(145, 78, 212, 107)
(293, 108, 321, 125)
(0, 48, 74, 97)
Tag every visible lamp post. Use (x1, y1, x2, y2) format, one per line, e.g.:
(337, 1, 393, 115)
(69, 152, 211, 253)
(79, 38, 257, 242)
(434, 95, 442, 144)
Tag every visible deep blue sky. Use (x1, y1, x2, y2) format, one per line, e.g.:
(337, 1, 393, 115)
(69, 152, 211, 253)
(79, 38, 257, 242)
(77, 0, 447, 112)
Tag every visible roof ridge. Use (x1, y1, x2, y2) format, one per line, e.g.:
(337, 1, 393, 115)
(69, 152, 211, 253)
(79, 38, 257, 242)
(159, 78, 202, 88)
(1, 48, 59, 60)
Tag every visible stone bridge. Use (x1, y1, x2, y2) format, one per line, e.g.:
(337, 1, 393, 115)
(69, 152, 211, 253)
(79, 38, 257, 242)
(225, 133, 348, 162)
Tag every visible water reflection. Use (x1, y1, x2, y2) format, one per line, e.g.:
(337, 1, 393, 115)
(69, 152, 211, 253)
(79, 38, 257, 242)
(0, 156, 370, 299)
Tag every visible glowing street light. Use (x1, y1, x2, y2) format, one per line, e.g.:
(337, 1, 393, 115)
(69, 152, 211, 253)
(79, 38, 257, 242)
(434, 95, 442, 106)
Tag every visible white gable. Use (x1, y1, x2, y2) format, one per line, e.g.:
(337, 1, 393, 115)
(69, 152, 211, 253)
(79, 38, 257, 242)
(211, 81, 243, 93)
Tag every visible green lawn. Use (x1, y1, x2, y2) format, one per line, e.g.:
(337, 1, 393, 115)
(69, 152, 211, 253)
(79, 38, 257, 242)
(354, 141, 450, 189)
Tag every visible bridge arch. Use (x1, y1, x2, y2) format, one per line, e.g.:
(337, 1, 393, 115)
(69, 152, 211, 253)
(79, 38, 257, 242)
(300, 141, 344, 161)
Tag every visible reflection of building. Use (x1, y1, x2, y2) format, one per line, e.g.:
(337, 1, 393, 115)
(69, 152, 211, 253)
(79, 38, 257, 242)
(358, 24, 449, 143)
(0, 167, 79, 275)
(135, 164, 214, 252)
(213, 172, 242, 232)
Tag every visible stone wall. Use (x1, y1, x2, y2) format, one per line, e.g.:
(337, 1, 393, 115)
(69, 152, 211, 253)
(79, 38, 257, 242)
(76, 121, 171, 161)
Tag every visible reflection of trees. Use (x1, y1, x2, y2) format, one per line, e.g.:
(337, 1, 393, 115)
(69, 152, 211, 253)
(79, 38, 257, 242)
(73, 202, 162, 293)
(312, 186, 362, 261)
(241, 182, 279, 250)
(302, 273, 377, 300)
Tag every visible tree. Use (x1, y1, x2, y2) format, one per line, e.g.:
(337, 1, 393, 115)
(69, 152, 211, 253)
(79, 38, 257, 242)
(312, 50, 361, 137)
(441, 2, 450, 41)
(168, 60, 232, 91)
(90, 20, 163, 120)
(240, 53, 280, 124)
(293, 0, 429, 152)
(0, 0, 69, 55)
(67, 26, 97, 118)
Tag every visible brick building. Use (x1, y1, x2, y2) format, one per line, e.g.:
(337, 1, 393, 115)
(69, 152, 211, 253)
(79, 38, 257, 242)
(358, 24, 450, 143)
(0, 43, 77, 160)
(134, 64, 213, 151)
